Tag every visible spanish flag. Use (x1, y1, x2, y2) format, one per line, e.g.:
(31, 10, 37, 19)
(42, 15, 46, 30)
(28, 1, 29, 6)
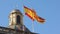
(24, 6, 45, 23)
(24, 6, 35, 21)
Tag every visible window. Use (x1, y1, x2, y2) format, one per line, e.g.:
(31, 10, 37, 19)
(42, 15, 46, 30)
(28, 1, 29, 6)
(16, 15, 20, 24)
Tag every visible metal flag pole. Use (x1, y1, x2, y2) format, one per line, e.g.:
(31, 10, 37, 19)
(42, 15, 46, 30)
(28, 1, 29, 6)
(32, 20, 34, 32)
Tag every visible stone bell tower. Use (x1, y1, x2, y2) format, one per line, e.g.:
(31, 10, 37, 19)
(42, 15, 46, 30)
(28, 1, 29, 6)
(9, 9, 24, 30)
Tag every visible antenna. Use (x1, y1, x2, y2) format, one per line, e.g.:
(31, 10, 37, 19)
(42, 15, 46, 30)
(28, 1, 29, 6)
(16, 4, 18, 9)
(15, 0, 18, 9)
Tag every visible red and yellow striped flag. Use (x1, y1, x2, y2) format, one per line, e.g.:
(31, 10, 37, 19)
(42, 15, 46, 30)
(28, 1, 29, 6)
(24, 6, 35, 21)
(24, 6, 45, 23)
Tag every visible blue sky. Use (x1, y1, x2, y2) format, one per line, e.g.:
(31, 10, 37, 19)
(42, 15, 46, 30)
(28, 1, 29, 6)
(0, 0, 60, 34)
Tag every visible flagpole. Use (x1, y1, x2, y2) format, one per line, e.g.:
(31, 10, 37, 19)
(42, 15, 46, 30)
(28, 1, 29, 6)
(32, 20, 34, 32)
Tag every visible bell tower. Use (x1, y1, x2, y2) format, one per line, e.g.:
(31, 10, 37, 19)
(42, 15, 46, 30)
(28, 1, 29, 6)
(9, 9, 23, 30)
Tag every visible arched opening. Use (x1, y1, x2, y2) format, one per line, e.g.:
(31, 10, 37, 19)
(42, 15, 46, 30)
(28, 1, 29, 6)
(16, 15, 20, 24)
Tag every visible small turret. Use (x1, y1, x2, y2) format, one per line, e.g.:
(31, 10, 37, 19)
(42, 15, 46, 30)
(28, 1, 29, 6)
(9, 9, 23, 30)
